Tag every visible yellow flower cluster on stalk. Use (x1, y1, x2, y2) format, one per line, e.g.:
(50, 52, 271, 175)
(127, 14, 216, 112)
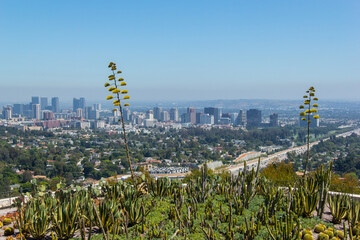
(105, 62, 130, 108)
(300, 86, 319, 178)
(104, 61, 135, 179)
(299, 86, 319, 123)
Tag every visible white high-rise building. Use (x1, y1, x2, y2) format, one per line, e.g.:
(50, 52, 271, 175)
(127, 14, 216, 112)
(146, 110, 154, 120)
(170, 108, 179, 121)
(2, 106, 12, 119)
(161, 111, 170, 122)
(32, 104, 41, 120)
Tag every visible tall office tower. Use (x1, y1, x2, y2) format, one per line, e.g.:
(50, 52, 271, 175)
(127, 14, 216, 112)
(80, 97, 86, 110)
(51, 97, 60, 113)
(123, 108, 131, 121)
(88, 109, 99, 120)
(204, 107, 221, 124)
(200, 113, 214, 125)
(73, 97, 86, 112)
(153, 107, 162, 121)
(299, 116, 319, 128)
(94, 103, 101, 111)
(2, 106, 12, 119)
(76, 108, 84, 118)
(73, 98, 80, 112)
(43, 111, 54, 120)
(13, 104, 24, 116)
(169, 108, 179, 121)
(187, 107, 196, 124)
(31, 96, 40, 105)
(40, 97, 48, 110)
(23, 104, 32, 118)
(32, 104, 41, 120)
(161, 111, 170, 122)
(235, 110, 246, 126)
(146, 110, 154, 120)
(180, 113, 187, 123)
(85, 106, 93, 119)
(196, 112, 203, 124)
(246, 109, 262, 128)
(269, 113, 279, 127)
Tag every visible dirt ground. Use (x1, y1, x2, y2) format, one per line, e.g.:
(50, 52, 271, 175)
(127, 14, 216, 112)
(0, 207, 17, 240)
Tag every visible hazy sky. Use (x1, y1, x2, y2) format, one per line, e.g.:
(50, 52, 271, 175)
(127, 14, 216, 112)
(0, 1, 359, 103)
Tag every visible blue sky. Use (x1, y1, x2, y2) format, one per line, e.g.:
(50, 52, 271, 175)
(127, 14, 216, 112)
(0, 1, 359, 103)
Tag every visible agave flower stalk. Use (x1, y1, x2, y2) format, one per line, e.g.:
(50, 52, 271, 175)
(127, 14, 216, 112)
(299, 86, 319, 177)
(105, 62, 134, 179)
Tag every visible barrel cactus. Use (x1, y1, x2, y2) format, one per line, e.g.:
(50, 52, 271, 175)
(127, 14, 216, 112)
(303, 233, 314, 240)
(334, 230, 344, 239)
(4, 227, 14, 236)
(314, 224, 326, 233)
(3, 218, 12, 225)
(318, 232, 329, 240)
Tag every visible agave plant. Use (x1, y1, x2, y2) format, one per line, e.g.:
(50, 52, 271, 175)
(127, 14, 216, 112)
(26, 197, 54, 239)
(329, 194, 350, 224)
(148, 177, 172, 199)
(52, 197, 80, 240)
(121, 198, 149, 227)
(95, 199, 122, 233)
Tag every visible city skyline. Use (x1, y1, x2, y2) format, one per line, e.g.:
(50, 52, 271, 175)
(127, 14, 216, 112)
(0, 1, 360, 102)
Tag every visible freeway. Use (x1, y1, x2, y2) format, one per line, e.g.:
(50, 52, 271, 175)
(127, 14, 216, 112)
(220, 127, 360, 174)
(105, 127, 360, 180)
(152, 127, 360, 177)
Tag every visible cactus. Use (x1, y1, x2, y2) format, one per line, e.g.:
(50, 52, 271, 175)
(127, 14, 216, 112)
(344, 222, 348, 239)
(186, 164, 214, 203)
(348, 199, 360, 228)
(315, 162, 333, 218)
(148, 177, 172, 199)
(318, 232, 330, 240)
(52, 196, 80, 240)
(121, 198, 150, 227)
(260, 179, 284, 218)
(314, 224, 326, 233)
(289, 187, 304, 217)
(324, 229, 334, 238)
(233, 194, 245, 215)
(26, 196, 54, 239)
(265, 208, 301, 240)
(329, 194, 350, 224)
(239, 213, 261, 239)
(235, 158, 261, 209)
(199, 221, 215, 240)
(303, 233, 314, 240)
(4, 227, 14, 236)
(3, 218, 12, 225)
(335, 230, 344, 239)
